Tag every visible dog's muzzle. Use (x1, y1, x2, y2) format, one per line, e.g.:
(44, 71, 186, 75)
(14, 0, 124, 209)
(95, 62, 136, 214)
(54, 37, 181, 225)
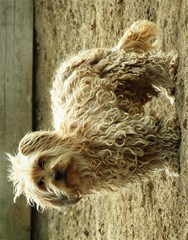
(51, 170, 81, 205)
(52, 170, 67, 181)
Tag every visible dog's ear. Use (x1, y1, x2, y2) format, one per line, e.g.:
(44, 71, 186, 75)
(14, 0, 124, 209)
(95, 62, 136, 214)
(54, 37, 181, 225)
(18, 133, 34, 155)
(18, 131, 58, 155)
(35, 194, 81, 210)
(47, 195, 81, 208)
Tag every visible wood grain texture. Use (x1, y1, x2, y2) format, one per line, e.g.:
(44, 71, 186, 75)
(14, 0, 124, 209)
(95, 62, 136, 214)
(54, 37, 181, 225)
(0, 0, 33, 239)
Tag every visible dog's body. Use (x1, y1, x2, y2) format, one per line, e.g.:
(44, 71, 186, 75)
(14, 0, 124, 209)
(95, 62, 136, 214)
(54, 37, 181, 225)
(8, 20, 180, 210)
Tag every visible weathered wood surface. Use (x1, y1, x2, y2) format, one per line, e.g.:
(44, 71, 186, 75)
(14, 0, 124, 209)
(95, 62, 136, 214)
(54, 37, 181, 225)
(0, 0, 33, 239)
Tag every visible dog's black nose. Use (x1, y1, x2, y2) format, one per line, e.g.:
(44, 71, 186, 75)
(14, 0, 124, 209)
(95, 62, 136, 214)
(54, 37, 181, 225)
(52, 170, 67, 181)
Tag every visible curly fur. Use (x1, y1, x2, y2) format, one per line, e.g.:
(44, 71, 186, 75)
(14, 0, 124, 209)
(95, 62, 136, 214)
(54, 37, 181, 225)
(7, 20, 180, 210)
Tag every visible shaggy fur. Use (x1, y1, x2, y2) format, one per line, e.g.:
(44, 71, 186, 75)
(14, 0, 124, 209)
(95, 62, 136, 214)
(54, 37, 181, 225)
(7, 20, 180, 210)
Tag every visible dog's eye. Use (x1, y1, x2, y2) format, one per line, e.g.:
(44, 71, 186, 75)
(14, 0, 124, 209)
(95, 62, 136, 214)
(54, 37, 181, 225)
(37, 179, 45, 188)
(38, 159, 45, 169)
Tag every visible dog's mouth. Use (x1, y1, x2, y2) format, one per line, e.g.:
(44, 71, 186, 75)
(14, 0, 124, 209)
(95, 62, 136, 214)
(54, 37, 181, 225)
(59, 167, 82, 205)
(51, 170, 82, 205)
(52, 160, 83, 203)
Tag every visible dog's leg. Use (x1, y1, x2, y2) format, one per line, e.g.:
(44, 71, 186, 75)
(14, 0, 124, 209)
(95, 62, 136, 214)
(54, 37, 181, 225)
(98, 50, 178, 113)
(144, 51, 178, 92)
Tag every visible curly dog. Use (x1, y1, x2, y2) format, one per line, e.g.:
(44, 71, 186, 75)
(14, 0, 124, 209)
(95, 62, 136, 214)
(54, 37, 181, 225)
(8, 20, 180, 210)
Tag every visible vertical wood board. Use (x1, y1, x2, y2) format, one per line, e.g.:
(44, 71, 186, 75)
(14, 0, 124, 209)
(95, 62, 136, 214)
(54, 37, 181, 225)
(0, 0, 33, 239)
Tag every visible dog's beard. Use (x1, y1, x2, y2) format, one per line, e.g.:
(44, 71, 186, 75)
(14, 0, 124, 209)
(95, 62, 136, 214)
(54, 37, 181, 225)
(28, 150, 107, 209)
(30, 154, 84, 207)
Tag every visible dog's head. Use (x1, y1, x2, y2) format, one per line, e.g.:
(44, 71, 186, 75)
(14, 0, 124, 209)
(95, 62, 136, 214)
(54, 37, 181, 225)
(7, 131, 86, 210)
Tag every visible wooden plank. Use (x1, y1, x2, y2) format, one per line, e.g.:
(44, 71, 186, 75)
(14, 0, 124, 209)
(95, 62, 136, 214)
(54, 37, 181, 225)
(0, 0, 33, 239)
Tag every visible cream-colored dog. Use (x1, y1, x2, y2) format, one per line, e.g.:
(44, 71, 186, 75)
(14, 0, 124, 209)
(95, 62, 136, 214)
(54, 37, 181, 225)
(8, 20, 180, 210)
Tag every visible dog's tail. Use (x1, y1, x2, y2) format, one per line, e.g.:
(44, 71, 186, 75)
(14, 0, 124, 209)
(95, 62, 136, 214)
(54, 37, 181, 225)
(114, 20, 159, 53)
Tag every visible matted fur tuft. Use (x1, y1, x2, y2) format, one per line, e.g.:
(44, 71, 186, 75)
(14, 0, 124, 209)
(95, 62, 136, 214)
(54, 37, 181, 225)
(7, 20, 180, 210)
